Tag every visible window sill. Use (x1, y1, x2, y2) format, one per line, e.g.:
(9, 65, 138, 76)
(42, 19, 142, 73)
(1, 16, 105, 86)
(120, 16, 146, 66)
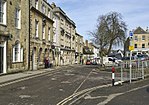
(15, 27, 21, 30)
(12, 61, 23, 64)
(0, 23, 7, 27)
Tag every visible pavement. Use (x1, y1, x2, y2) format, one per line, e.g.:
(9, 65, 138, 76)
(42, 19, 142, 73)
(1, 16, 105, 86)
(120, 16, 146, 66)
(0, 68, 55, 84)
(0, 64, 79, 85)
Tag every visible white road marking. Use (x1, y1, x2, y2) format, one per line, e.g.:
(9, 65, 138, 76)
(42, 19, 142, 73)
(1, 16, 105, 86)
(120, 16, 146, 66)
(61, 81, 71, 84)
(56, 84, 111, 105)
(73, 69, 95, 94)
(97, 84, 149, 105)
(84, 94, 107, 100)
(51, 78, 57, 80)
(19, 86, 26, 90)
(19, 95, 31, 99)
(59, 89, 64, 92)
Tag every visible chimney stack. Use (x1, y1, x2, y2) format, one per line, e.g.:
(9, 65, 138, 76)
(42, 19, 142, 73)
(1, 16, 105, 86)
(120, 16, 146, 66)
(51, 2, 56, 8)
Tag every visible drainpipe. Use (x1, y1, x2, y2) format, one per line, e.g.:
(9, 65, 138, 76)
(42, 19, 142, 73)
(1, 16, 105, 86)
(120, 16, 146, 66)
(28, 0, 31, 70)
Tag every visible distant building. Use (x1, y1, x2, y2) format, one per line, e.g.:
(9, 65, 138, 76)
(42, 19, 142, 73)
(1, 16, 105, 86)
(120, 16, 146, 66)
(52, 3, 76, 65)
(75, 33, 84, 64)
(131, 27, 149, 55)
(83, 40, 94, 63)
(109, 49, 124, 59)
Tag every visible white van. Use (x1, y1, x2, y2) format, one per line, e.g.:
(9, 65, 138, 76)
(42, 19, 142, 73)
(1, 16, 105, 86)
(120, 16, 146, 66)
(102, 57, 118, 66)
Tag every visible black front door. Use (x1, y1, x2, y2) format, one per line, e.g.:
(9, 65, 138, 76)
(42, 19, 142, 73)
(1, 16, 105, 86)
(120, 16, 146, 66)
(0, 46, 4, 73)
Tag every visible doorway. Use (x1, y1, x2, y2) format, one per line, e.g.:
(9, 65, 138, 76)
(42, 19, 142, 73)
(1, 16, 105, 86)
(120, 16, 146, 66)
(32, 48, 37, 70)
(0, 46, 4, 73)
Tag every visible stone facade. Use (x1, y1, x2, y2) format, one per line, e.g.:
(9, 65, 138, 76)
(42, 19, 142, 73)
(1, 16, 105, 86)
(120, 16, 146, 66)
(53, 13, 61, 66)
(0, 1, 95, 74)
(83, 40, 94, 63)
(75, 33, 84, 64)
(30, 0, 54, 70)
(0, 0, 29, 73)
(52, 3, 76, 65)
(132, 27, 149, 55)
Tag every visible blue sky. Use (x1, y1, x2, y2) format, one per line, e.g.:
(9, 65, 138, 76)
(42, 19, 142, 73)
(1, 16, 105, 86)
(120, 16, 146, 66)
(48, 0, 149, 40)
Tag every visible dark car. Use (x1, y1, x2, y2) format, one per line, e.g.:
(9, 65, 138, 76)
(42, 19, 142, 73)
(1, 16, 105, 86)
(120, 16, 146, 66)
(92, 61, 97, 65)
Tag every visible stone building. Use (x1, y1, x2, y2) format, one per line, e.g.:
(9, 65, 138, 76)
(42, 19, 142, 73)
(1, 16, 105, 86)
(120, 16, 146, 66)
(51, 3, 76, 65)
(0, 0, 29, 74)
(53, 12, 61, 66)
(132, 27, 149, 55)
(75, 33, 84, 64)
(30, 0, 54, 70)
(83, 40, 94, 63)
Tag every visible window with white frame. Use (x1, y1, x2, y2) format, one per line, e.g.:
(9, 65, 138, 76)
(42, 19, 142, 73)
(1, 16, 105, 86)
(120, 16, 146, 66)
(134, 36, 138, 41)
(35, 19, 39, 38)
(142, 35, 145, 40)
(20, 48, 23, 62)
(42, 24, 45, 39)
(42, 4, 45, 14)
(0, 0, 6, 24)
(48, 27, 50, 41)
(35, 0, 38, 9)
(48, 9, 50, 18)
(15, 8, 21, 29)
(13, 42, 23, 62)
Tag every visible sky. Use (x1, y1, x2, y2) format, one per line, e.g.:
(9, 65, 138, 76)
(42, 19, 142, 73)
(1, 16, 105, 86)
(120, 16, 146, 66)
(48, 0, 149, 41)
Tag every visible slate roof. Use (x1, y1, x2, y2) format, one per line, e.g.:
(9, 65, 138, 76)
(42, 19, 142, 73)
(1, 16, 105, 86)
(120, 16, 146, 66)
(133, 27, 147, 34)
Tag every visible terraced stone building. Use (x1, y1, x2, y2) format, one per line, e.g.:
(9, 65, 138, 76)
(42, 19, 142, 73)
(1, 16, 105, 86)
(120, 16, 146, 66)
(0, 0, 29, 73)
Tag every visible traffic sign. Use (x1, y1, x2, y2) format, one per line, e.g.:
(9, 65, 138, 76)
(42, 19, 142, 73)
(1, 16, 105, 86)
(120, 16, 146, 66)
(129, 46, 134, 51)
(129, 31, 133, 37)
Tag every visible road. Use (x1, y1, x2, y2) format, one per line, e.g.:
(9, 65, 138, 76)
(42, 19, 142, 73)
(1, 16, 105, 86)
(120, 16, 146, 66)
(0, 65, 111, 105)
(66, 76, 149, 105)
(0, 65, 149, 105)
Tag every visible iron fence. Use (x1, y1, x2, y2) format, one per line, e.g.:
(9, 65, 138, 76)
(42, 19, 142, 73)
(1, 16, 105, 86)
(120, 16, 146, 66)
(114, 59, 149, 84)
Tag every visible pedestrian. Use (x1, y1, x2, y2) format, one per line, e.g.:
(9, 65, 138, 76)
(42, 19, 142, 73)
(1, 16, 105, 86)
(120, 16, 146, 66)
(48, 58, 50, 68)
(44, 57, 49, 68)
(44, 57, 47, 68)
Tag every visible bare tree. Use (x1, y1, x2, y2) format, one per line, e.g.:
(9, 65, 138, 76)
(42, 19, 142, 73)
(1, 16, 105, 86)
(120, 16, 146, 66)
(90, 12, 127, 66)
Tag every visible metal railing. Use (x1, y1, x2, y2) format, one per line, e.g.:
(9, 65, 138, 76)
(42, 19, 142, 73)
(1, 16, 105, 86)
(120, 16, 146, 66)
(114, 59, 149, 84)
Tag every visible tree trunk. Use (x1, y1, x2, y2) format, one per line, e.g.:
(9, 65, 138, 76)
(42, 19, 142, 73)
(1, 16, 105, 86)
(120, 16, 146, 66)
(107, 40, 113, 55)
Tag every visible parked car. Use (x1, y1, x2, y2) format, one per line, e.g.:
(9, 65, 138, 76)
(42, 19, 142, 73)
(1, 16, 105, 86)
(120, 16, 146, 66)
(92, 61, 98, 65)
(86, 60, 91, 65)
(135, 54, 149, 61)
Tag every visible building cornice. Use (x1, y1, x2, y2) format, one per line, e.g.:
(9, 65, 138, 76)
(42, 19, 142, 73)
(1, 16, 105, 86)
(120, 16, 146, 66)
(31, 7, 54, 23)
(53, 7, 76, 28)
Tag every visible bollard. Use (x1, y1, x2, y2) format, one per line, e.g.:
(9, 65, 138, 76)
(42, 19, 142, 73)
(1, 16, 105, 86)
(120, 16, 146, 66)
(112, 66, 115, 86)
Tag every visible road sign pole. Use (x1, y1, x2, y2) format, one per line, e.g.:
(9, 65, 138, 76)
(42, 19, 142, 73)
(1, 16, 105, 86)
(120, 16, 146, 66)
(129, 31, 133, 83)
(130, 50, 132, 83)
